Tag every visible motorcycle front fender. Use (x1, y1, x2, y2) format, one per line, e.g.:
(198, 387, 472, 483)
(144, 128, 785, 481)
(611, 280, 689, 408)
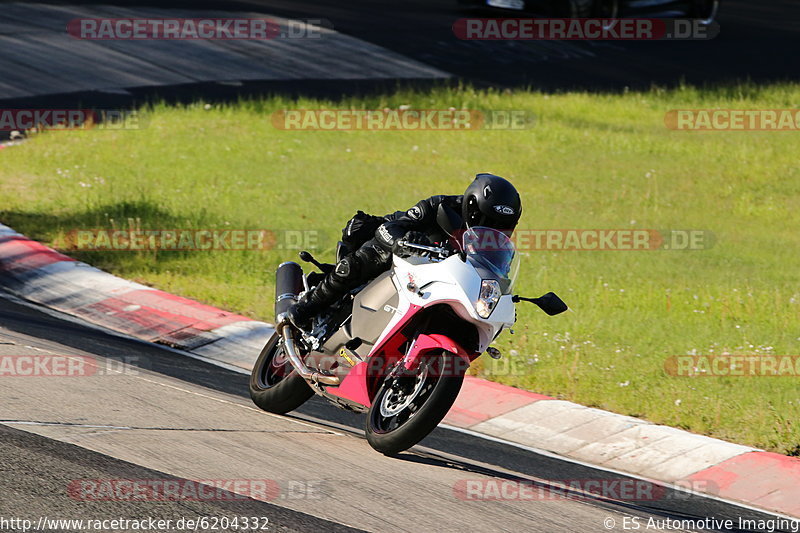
(403, 333, 472, 372)
(328, 334, 473, 408)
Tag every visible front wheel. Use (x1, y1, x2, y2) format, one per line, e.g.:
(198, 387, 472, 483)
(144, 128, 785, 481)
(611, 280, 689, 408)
(249, 332, 314, 414)
(365, 351, 466, 455)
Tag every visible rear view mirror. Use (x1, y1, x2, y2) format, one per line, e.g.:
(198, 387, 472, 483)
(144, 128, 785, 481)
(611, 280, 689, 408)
(513, 292, 568, 316)
(436, 203, 467, 261)
(436, 203, 462, 237)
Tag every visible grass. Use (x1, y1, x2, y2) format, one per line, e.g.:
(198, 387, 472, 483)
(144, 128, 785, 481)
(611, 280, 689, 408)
(1, 83, 799, 454)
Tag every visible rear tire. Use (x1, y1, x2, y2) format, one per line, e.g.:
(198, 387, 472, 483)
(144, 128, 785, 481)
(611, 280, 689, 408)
(365, 351, 466, 455)
(249, 332, 313, 414)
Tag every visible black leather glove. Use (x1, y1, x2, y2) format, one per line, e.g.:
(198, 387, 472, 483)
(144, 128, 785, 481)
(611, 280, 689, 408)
(393, 231, 432, 257)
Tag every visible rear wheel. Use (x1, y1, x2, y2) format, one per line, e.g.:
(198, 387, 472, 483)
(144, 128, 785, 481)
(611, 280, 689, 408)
(249, 332, 313, 414)
(365, 351, 466, 455)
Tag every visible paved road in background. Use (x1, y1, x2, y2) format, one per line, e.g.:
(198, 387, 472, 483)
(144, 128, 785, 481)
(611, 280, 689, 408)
(228, 0, 800, 90)
(21, 0, 800, 94)
(0, 3, 448, 100)
(3, 0, 798, 116)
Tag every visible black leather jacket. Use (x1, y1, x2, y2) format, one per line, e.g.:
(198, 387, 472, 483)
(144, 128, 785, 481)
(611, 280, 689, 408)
(375, 195, 463, 252)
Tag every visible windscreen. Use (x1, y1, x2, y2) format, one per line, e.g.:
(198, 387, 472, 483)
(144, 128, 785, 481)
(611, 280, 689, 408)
(462, 226, 520, 292)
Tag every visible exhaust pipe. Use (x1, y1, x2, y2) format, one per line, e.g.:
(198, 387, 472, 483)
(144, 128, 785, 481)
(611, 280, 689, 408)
(275, 261, 304, 320)
(274, 262, 340, 386)
(281, 325, 340, 386)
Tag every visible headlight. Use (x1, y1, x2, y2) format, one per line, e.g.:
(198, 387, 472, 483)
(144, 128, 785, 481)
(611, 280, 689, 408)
(475, 279, 501, 318)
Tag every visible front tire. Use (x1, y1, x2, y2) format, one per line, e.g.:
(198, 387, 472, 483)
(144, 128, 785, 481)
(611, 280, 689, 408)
(249, 332, 313, 414)
(365, 351, 466, 455)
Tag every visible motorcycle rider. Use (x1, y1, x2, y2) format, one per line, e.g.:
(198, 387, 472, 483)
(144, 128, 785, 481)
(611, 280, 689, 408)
(285, 173, 522, 329)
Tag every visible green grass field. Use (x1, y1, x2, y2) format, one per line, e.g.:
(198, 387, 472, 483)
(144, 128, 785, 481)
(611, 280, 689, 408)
(2, 84, 799, 453)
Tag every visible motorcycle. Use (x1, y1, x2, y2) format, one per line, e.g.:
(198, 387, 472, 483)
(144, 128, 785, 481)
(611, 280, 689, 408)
(249, 224, 567, 455)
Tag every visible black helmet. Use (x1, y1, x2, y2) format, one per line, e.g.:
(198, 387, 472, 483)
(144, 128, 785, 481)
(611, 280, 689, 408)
(462, 173, 522, 233)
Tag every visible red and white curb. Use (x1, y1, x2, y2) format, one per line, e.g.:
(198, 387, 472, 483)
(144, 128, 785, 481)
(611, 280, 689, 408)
(0, 223, 270, 368)
(1, 222, 799, 518)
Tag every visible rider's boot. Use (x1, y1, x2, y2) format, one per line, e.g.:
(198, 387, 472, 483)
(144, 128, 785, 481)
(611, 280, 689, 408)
(285, 273, 345, 330)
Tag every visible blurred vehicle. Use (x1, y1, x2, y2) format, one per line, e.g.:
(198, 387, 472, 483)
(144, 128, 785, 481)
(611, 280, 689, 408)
(458, 0, 719, 24)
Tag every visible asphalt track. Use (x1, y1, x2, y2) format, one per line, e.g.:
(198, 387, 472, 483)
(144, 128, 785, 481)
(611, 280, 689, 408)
(211, 0, 800, 90)
(0, 425, 363, 533)
(1, 291, 795, 532)
(2, 3, 799, 531)
(5, 0, 800, 109)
